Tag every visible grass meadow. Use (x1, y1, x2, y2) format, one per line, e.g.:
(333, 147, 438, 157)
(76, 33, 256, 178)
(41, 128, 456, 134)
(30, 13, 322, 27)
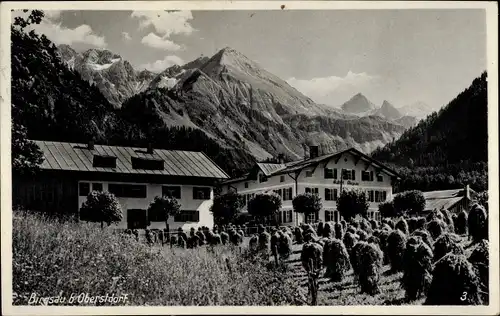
(12, 210, 482, 306)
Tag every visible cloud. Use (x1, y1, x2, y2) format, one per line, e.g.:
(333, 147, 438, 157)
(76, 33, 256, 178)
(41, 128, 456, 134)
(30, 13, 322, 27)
(138, 55, 184, 73)
(131, 10, 194, 37)
(122, 32, 132, 41)
(140, 32, 182, 51)
(12, 9, 107, 48)
(287, 71, 380, 106)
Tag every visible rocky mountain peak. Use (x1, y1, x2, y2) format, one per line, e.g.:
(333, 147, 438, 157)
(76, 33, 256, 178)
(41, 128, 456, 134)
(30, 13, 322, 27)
(341, 93, 377, 114)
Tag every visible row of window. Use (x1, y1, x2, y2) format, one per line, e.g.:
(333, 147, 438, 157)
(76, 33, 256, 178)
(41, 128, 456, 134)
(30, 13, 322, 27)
(253, 168, 384, 185)
(78, 183, 211, 200)
(272, 187, 293, 201)
(305, 187, 388, 203)
(275, 209, 293, 224)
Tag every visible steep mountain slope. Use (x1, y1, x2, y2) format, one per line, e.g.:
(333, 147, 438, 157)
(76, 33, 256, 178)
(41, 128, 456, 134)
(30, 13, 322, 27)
(398, 101, 434, 120)
(371, 72, 488, 192)
(371, 100, 402, 120)
(120, 47, 406, 162)
(341, 93, 377, 114)
(148, 56, 209, 90)
(57, 45, 156, 108)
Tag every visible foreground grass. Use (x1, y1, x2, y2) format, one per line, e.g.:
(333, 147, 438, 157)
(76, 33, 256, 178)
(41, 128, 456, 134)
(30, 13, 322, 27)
(13, 212, 304, 306)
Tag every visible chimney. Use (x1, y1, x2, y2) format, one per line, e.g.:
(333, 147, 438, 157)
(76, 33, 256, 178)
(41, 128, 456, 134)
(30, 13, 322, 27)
(309, 145, 319, 159)
(465, 184, 470, 200)
(147, 142, 154, 154)
(87, 140, 94, 150)
(277, 153, 285, 164)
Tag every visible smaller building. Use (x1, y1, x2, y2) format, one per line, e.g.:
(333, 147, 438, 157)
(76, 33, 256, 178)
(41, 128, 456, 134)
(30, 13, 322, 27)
(422, 185, 476, 214)
(13, 140, 229, 231)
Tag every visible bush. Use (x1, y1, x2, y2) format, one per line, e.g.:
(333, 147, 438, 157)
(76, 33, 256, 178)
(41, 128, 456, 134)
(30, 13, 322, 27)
(79, 191, 122, 228)
(393, 190, 425, 216)
(334, 222, 343, 240)
(411, 229, 433, 250)
(322, 222, 332, 238)
(322, 238, 351, 282)
(270, 232, 280, 257)
(379, 200, 397, 218)
(170, 235, 178, 246)
(356, 229, 368, 241)
(367, 235, 380, 246)
(359, 218, 373, 235)
(425, 254, 482, 305)
(369, 219, 379, 230)
(294, 227, 304, 244)
(426, 209, 445, 222)
(415, 217, 426, 230)
(468, 204, 488, 242)
(382, 218, 394, 229)
(230, 232, 243, 246)
(381, 223, 392, 231)
(395, 218, 409, 235)
(249, 234, 258, 251)
(468, 240, 489, 304)
(402, 236, 433, 301)
(343, 231, 358, 253)
(337, 190, 369, 221)
(210, 191, 244, 227)
(220, 232, 229, 245)
(346, 226, 357, 235)
(441, 209, 455, 233)
(211, 233, 222, 245)
(258, 231, 271, 251)
(352, 242, 384, 295)
(456, 211, 468, 235)
(387, 229, 407, 272)
(340, 220, 347, 230)
(426, 219, 446, 240)
(433, 233, 464, 262)
(278, 231, 293, 260)
(406, 217, 417, 233)
(317, 221, 324, 236)
(301, 242, 323, 273)
(248, 193, 282, 225)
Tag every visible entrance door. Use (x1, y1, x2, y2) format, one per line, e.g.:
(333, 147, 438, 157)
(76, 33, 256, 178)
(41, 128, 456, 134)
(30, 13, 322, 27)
(127, 209, 148, 229)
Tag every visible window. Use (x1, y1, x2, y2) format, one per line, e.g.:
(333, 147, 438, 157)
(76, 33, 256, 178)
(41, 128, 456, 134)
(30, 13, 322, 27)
(377, 174, 384, 182)
(382, 191, 387, 202)
(193, 187, 211, 200)
(325, 188, 334, 201)
(342, 169, 356, 180)
(92, 183, 103, 192)
(305, 170, 313, 177)
(280, 175, 285, 183)
(174, 210, 200, 222)
(283, 187, 293, 201)
(273, 189, 283, 199)
(333, 168, 338, 179)
(361, 171, 374, 181)
(334, 210, 340, 222)
(93, 155, 116, 168)
(324, 168, 334, 179)
(305, 187, 318, 195)
(79, 182, 90, 196)
(368, 190, 374, 202)
(244, 182, 249, 188)
(131, 157, 164, 170)
(375, 191, 380, 202)
(259, 174, 268, 183)
(306, 212, 318, 223)
(281, 210, 293, 223)
(286, 210, 293, 223)
(325, 210, 334, 222)
(108, 183, 147, 198)
(162, 186, 181, 199)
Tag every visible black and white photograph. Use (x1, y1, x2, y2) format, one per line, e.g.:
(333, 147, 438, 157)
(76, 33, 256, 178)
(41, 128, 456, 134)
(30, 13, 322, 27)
(1, 1, 498, 314)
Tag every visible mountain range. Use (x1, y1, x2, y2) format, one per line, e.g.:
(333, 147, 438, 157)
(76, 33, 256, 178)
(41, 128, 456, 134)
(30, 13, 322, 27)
(57, 45, 412, 163)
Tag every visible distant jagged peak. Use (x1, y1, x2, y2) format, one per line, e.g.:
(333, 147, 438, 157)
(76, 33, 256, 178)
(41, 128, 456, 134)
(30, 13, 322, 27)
(381, 100, 395, 108)
(341, 92, 377, 114)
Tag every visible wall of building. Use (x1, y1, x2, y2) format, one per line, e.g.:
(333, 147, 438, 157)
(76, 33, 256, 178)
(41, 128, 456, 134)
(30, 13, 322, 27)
(77, 180, 214, 231)
(222, 151, 393, 226)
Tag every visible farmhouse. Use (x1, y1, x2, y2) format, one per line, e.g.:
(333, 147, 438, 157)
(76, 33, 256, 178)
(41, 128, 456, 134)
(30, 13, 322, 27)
(422, 185, 476, 214)
(12, 140, 229, 230)
(221, 146, 401, 226)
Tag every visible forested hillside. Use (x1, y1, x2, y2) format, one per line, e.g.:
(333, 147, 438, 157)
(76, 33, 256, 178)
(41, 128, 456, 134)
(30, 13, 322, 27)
(371, 72, 488, 192)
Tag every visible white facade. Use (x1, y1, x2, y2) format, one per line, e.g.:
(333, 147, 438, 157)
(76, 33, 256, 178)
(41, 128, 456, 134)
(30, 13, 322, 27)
(222, 150, 394, 226)
(78, 180, 214, 231)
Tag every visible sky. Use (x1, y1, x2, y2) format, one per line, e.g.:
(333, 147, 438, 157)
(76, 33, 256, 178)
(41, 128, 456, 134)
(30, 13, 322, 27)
(13, 9, 487, 109)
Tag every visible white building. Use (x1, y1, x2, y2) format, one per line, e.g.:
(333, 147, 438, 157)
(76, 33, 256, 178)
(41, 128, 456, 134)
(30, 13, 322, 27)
(221, 146, 401, 226)
(13, 140, 229, 231)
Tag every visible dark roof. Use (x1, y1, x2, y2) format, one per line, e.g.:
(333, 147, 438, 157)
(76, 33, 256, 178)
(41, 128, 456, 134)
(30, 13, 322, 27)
(422, 187, 476, 211)
(272, 147, 401, 178)
(223, 147, 401, 184)
(34, 140, 229, 179)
